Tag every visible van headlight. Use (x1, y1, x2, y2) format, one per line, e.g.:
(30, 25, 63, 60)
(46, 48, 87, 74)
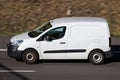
(11, 40, 23, 46)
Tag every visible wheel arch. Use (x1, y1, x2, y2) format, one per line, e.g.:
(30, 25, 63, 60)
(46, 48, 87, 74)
(22, 48, 40, 60)
(88, 48, 105, 59)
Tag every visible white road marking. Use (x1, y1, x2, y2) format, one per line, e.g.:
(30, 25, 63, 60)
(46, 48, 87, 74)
(0, 49, 7, 52)
(0, 70, 36, 72)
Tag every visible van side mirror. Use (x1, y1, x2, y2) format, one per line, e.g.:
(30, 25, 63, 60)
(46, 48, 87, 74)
(45, 36, 53, 42)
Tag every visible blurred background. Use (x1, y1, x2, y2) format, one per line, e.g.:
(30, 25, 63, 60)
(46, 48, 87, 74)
(0, 0, 120, 36)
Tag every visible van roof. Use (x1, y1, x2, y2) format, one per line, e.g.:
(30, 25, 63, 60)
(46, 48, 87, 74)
(50, 17, 107, 26)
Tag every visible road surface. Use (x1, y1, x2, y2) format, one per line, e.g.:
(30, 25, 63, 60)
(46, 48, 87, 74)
(0, 36, 120, 80)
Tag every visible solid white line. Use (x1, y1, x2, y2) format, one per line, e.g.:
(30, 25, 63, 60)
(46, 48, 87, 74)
(0, 49, 7, 52)
(0, 70, 36, 73)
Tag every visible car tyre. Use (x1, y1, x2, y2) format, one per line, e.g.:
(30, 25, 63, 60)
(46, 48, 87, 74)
(89, 50, 105, 65)
(22, 49, 39, 64)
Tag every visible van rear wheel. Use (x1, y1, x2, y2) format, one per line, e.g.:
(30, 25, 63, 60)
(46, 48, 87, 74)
(89, 50, 105, 65)
(22, 49, 39, 64)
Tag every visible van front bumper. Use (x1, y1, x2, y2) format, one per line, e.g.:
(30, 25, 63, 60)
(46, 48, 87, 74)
(7, 43, 23, 60)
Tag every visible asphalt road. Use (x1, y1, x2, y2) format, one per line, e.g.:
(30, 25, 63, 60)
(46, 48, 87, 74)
(0, 36, 120, 80)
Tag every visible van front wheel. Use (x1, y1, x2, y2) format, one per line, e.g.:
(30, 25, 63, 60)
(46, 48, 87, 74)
(89, 50, 105, 65)
(22, 49, 39, 64)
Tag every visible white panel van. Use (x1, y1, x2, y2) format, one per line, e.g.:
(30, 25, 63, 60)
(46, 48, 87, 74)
(7, 17, 112, 65)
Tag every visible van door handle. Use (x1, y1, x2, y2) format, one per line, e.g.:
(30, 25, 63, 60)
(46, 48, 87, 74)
(60, 42, 66, 44)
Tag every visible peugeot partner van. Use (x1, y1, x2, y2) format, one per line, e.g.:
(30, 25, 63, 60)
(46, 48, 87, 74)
(7, 17, 112, 65)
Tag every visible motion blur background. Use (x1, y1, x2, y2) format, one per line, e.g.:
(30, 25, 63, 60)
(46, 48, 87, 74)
(0, 0, 120, 36)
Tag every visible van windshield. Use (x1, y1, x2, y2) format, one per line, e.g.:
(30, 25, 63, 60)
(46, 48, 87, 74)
(28, 22, 52, 38)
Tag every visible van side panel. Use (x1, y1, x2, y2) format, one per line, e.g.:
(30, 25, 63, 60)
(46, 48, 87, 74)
(67, 25, 110, 59)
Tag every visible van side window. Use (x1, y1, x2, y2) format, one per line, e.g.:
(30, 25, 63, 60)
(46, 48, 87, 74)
(46, 27, 66, 40)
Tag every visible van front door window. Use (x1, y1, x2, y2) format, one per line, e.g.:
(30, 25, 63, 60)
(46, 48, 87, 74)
(46, 27, 66, 41)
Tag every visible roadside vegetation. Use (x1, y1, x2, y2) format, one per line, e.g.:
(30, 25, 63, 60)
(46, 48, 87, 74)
(0, 0, 120, 36)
